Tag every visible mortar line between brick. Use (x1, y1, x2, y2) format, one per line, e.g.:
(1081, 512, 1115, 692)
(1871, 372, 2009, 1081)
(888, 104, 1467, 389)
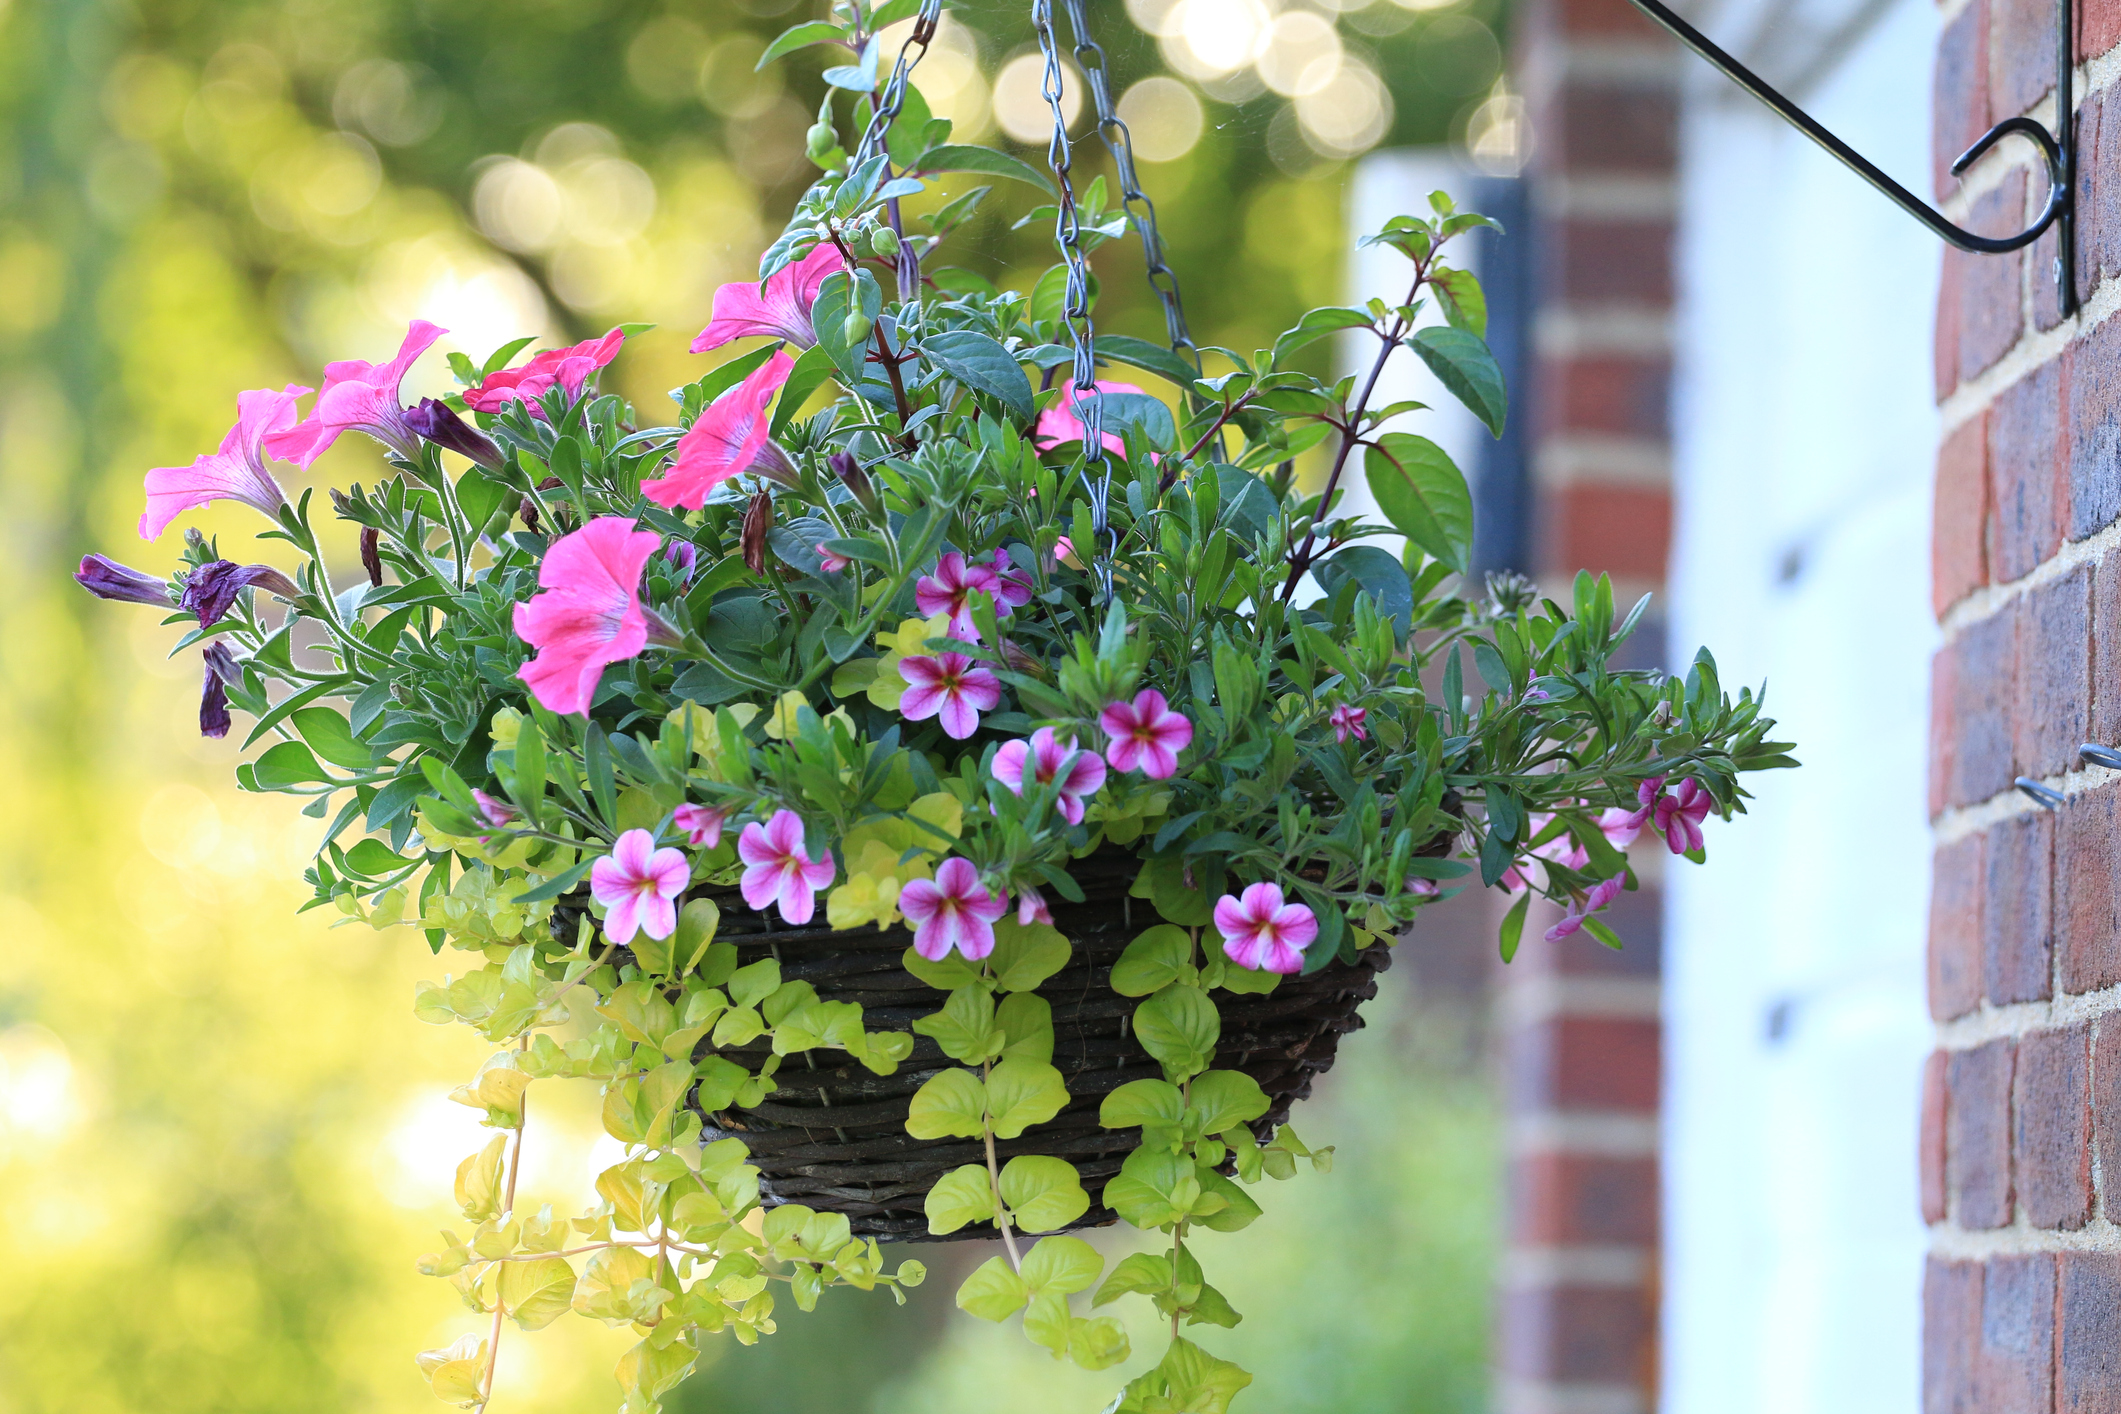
(1933, 759, 2121, 842)
(1938, 280, 2121, 445)
(1929, 1217, 2121, 1257)
(1936, 523, 2121, 642)
(1934, 988, 2121, 1048)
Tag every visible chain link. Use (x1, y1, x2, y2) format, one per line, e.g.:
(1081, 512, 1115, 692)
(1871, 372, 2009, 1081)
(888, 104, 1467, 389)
(851, 0, 945, 166)
(1055, 0, 1202, 379)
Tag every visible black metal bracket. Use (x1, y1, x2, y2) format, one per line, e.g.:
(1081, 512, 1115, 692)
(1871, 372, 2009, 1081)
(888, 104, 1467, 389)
(1622, 0, 2079, 317)
(2014, 744, 2121, 809)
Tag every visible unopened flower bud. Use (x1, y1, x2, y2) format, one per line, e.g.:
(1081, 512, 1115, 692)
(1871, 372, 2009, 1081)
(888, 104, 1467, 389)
(828, 451, 879, 515)
(870, 226, 901, 259)
(806, 123, 837, 160)
(842, 312, 873, 346)
(74, 554, 170, 607)
(405, 398, 504, 472)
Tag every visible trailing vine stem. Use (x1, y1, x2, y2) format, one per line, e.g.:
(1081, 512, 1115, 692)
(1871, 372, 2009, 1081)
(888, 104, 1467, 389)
(981, 1057, 1024, 1272)
(477, 1034, 532, 1412)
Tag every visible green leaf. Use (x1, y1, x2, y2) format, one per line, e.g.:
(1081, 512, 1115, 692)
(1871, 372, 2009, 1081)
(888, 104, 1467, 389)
(911, 986, 1003, 1064)
(1315, 546, 1416, 631)
(1084, 391, 1175, 449)
(770, 342, 839, 440)
(1020, 1234, 1103, 1296)
(1186, 1280, 1244, 1328)
(757, 19, 846, 66)
(996, 991, 1055, 1063)
(1272, 305, 1374, 365)
(989, 918, 1071, 992)
(252, 740, 334, 788)
(916, 144, 1056, 195)
(1093, 1252, 1174, 1307)
(1409, 325, 1507, 437)
(1098, 1077, 1185, 1130)
(511, 711, 547, 825)
(1068, 1315, 1132, 1370)
(1102, 1146, 1189, 1230)
(955, 1255, 1030, 1321)
(1096, 335, 1197, 387)
(499, 1257, 576, 1331)
(905, 1067, 988, 1140)
(1363, 432, 1473, 574)
(290, 707, 374, 770)
(1185, 1070, 1270, 1134)
(1430, 266, 1488, 337)
(922, 329, 1035, 422)
(1498, 890, 1530, 963)
(999, 1155, 1090, 1233)
(1131, 984, 1220, 1083)
(984, 1057, 1069, 1139)
(901, 944, 983, 991)
(1115, 923, 1201, 997)
(1191, 1168, 1263, 1232)
(923, 1163, 998, 1235)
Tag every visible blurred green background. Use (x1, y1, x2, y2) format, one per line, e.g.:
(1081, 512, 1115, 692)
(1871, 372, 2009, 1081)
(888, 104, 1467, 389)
(0, 0, 1504, 1408)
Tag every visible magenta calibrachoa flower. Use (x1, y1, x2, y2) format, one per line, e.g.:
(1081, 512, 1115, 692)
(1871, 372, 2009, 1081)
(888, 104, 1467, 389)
(1655, 778, 1712, 854)
(640, 350, 797, 509)
(464, 328, 626, 416)
(1545, 873, 1627, 943)
(692, 244, 842, 352)
(737, 809, 836, 925)
(991, 728, 1107, 825)
(899, 857, 1009, 962)
(914, 551, 1005, 643)
(988, 549, 1034, 612)
(1329, 704, 1367, 744)
(140, 385, 309, 540)
(673, 803, 727, 849)
(471, 790, 517, 831)
(1598, 776, 1662, 849)
(1214, 882, 1319, 975)
(591, 828, 689, 945)
(513, 516, 670, 716)
(898, 652, 1001, 739)
(1016, 885, 1054, 927)
(1100, 690, 1193, 779)
(265, 320, 445, 467)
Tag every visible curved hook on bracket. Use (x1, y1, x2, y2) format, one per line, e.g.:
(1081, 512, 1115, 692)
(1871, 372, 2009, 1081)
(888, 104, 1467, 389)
(1620, 0, 2077, 314)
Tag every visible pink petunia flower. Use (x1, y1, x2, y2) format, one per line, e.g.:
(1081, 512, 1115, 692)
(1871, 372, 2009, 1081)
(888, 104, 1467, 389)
(1017, 885, 1053, 927)
(1545, 873, 1628, 943)
(591, 828, 690, 945)
(1329, 704, 1368, 744)
(691, 244, 843, 353)
(264, 320, 445, 468)
(914, 551, 1005, 643)
(898, 857, 1009, 962)
(140, 385, 310, 539)
(464, 328, 626, 417)
(737, 809, 836, 925)
(991, 728, 1107, 825)
(817, 548, 850, 573)
(640, 349, 797, 510)
(512, 517, 669, 716)
(1655, 778, 1713, 855)
(1033, 378, 1142, 459)
(898, 652, 1002, 740)
(1214, 882, 1319, 975)
(1099, 690, 1194, 780)
(672, 803, 728, 849)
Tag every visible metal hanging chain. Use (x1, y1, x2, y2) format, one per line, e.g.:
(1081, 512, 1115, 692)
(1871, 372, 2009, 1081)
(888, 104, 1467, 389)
(1054, 0, 1203, 378)
(1031, 0, 1117, 599)
(851, 0, 945, 166)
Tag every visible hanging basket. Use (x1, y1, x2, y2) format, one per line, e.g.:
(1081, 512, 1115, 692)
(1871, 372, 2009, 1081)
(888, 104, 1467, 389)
(667, 852, 1390, 1242)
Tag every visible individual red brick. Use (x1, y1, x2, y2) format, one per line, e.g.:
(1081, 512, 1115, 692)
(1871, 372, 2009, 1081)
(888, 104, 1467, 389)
(2085, 0, 2121, 64)
(1552, 0, 1678, 38)
(1511, 1152, 1657, 1246)
(2016, 565, 2092, 778)
(2014, 1024, 2092, 1228)
(1497, 1284, 1653, 1382)
(2093, 1021, 2121, 1220)
(1922, 1049, 1950, 1222)
(1936, 0, 1992, 200)
(1925, 1258, 1983, 1414)
(1988, 362, 2065, 582)
(2079, 87, 2119, 301)
(1543, 218, 1675, 306)
(1948, 1038, 2016, 1228)
(1933, 646, 1958, 818)
(2067, 312, 2121, 539)
(1505, 1015, 1661, 1113)
(1959, 174, 2029, 383)
(1939, 248, 1967, 404)
(2059, 1251, 2121, 1412)
(1932, 833, 1989, 1020)
(2093, 553, 2121, 747)
(1991, 0, 2060, 118)
(2057, 784, 2121, 992)
(1536, 354, 1671, 440)
(1985, 811, 2055, 1004)
(1981, 1253, 2058, 1413)
(1543, 485, 1671, 583)
(1936, 412, 1991, 616)
(1944, 605, 2020, 807)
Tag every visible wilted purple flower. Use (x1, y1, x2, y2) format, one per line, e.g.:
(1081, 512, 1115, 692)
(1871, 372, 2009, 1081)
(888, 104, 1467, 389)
(405, 397, 503, 471)
(180, 560, 302, 628)
(200, 642, 241, 738)
(360, 527, 383, 587)
(74, 554, 170, 607)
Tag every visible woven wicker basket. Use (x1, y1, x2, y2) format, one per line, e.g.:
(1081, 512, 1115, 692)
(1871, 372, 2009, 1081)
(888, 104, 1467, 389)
(668, 852, 1391, 1243)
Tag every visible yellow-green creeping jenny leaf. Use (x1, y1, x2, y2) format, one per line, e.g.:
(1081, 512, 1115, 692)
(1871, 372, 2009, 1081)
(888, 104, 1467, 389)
(905, 1067, 989, 1140)
(955, 1254, 1029, 1321)
(983, 1057, 1069, 1139)
(1184, 1069, 1271, 1135)
(1109, 924, 1195, 997)
(1019, 1234, 1103, 1296)
(998, 1155, 1090, 1233)
(498, 1256, 576, 1330)
(988, 917, 1071, 991)
(996, 992, 1055, 1063)
(454, 1134, 507, 1221)
(912, 986, 1004, 1064)
(1131, 983, 1220, 1083)
(924, 1163, 998, 1235)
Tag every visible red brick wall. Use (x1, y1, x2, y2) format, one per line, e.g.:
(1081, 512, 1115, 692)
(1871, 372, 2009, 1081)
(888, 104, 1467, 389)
(1928, 3, 2121, 1408)
(1500, 1, 1676, 1409)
